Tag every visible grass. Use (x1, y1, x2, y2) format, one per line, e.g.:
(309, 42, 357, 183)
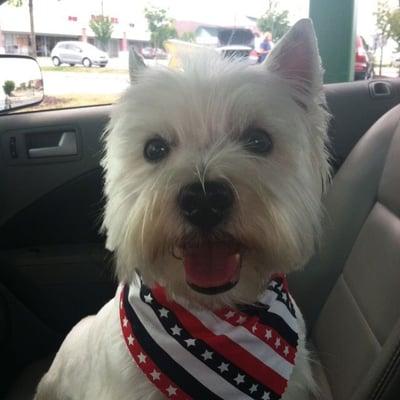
(11, 93, 120, 113)
(41, 66, 128, 74)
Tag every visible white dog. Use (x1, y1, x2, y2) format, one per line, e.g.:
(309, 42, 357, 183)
(35, 19, 330, 400)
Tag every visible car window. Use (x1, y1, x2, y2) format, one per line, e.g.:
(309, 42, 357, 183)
(0, 0, 399, 113)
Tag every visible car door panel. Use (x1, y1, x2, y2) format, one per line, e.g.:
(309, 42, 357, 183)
(58, 45, 71, 63)
(324, 79, 400, 171)
(0, 106, 115, 347)
(0, 105, 110, 229)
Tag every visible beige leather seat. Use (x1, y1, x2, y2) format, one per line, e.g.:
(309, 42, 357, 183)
(6, 105, 400, 399)
(291, 103, 400, 400)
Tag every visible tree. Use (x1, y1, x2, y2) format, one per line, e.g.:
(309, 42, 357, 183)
(144, 7, 177, 49)
(388, 8, 400, 75)
(374, 0, 393, 76)
(8, 0, 36, 57)
(3, 80, 16, 96)
(89, 15, 113, 51)
(257, 0, 290, 41)
(180, 32, 196, 43)
(389, 8, 400, 47)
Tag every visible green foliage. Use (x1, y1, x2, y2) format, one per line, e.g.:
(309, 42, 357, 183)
(389, 8, 400, 50)
(375, 0, 392, 44)
(375, 1, 400, 75)
(7, 0, 23, 6)
(257, 0, 290, 41)
(89, 15, 113, 51)
(3, 80, 16, 96)
(180, 32, 196, 43)
(144, 7, 177, 49)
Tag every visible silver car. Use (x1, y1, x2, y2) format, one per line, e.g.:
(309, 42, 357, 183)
(50, 41, 109, 67)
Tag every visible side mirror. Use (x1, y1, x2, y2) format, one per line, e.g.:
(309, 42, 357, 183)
(0, 55, 44, 113)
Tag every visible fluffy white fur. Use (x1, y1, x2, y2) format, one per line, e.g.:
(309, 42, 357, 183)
(35, 19, 330, 400)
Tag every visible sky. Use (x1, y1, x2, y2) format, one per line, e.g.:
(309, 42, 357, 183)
(1, 0, 399, 41)
(57, 0, 395, 37)
(143, 0, 398, 40)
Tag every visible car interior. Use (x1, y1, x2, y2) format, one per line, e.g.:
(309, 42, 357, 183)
(1, 2, 400, 400)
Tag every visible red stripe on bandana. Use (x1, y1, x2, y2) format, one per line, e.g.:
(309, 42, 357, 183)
(119, 290, 191, 400)
(215, 309, 296, 364)
(152, 286, 289, 396)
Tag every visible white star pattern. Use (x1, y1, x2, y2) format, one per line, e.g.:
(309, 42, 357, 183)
(249, 384, 258, 393)
(201, 350, 213, 361)
(284, 345, 289, 356)
(137, 352, 147, 364)
(184, 338, 196, 347)
(120, 277, 296, 400)
(166, 385, 177, 397)
(218, 362, 229, 373)
(150, 369, 161, 381)
(234, 373, 245, 385)
(159, 307, 169, 318)
(144, 293, 153, 303)
(170, 325, 182, 336)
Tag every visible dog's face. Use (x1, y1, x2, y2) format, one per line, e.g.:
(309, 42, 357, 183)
(102, 20, 330, 308)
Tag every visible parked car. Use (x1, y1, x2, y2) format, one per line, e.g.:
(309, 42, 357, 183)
(50, 41, 108, 68)
(354, 35, 374, 80)
(214, 28, 255, 62)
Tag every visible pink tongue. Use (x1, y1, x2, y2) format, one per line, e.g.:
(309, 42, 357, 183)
(183, 242, 241, 289)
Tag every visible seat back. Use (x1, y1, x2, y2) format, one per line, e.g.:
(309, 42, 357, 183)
(290, 104, 400, 400)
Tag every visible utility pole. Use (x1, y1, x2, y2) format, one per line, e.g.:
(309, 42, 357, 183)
(29, 0, 37, 57)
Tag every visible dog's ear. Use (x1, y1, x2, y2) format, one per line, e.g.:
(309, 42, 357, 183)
(264, 19, 323, 94)
(129, 47, 147, 83)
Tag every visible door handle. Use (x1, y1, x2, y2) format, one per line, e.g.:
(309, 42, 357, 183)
(28, 131, 78, 158)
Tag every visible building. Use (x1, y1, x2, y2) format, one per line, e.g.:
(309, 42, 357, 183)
(0, 0, 150, 57)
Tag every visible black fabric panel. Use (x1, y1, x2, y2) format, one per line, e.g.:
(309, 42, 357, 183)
(0, 283, 61, 396)
(0, 168, 105, 249)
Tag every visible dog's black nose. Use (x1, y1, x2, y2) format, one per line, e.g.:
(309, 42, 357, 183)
(178, 181, 234, 230)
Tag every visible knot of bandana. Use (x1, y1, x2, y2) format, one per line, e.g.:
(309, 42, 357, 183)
(119, 275, 298, 400)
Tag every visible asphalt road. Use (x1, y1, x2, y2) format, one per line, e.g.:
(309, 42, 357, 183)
(42, 70, 130, 96)
(38, 57, 168, 96)
(37, 57, 399, 98)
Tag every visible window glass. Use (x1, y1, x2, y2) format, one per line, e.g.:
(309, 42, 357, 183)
(356, 0, 399, 81)
(3, 0, 398, 113)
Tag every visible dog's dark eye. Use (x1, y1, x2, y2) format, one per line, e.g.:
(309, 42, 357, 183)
(241, 128, 273, 154)
(144, 137, 170, 162)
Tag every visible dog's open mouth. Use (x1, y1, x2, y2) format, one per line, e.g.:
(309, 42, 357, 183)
(182, 242, 241, 295)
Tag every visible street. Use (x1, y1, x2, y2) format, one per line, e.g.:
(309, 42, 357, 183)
(38, 57, 169, 97)
(33, 56, 399, 110)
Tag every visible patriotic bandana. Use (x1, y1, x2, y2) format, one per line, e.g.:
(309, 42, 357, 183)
(119, 274, 298, 400)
